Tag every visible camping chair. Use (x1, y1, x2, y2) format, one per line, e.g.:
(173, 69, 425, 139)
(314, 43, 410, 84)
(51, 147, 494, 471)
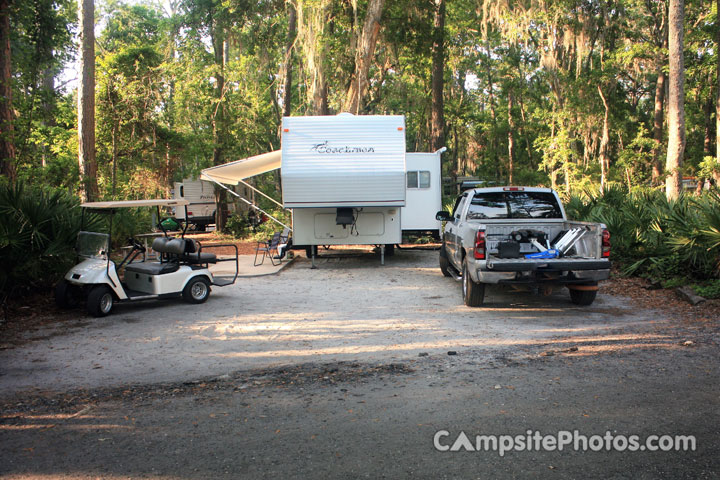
(254, 231, 283, 266)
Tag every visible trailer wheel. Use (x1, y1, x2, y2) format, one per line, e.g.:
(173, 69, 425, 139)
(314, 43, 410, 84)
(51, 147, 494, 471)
(55, 279, 80, 309)
(384, 244, 395, 256)
(183, 277, 210, 304)
(305, 246, 317, 258)
(462, 259, 485, 307)
(569, 284, 598, 306)
(439, 243, 452, 277)
(87, 285, 114, 317)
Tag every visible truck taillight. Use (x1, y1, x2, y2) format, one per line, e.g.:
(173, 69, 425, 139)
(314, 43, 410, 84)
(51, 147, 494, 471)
(602, 229, 611, 258)
(474, 230, 486, 260)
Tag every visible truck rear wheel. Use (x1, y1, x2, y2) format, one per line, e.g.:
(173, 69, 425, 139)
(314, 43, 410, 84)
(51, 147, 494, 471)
(569, 284, 598, 306)
(462, 258, 485, 307)
(439, 243, 452, 277)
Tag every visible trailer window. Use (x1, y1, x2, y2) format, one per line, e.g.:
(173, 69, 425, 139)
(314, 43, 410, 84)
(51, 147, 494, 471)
(179, 186, 184, 197)
(466, 192, 563, 219)
(407, 171, 431, 189)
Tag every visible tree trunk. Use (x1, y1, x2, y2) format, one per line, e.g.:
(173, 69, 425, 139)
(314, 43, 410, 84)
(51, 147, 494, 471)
(598, 85, 610, 190)
(78, 0, 98, 201)
(651, 70, 667, 185)
(0, 0, 15, 182)
(518, 95, 534, 167)
(283, 1, 296, 118)
(430, 0, 445, 152)
(343, 0, 385, 113)
(507, 92, 515, 185)
(665, 0, 685, 200)
(716, 0, 720, 184)
(212, 26, 228, 231)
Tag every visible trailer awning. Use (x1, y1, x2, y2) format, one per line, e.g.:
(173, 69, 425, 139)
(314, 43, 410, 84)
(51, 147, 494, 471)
(200, 150, 281, 185)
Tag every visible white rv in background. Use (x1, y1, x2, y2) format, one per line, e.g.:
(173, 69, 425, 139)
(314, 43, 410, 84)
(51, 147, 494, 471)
(172, 179, 215, 231)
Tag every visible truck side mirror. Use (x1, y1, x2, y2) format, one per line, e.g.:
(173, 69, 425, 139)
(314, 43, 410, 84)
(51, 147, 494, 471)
(436, 211, 452, 221)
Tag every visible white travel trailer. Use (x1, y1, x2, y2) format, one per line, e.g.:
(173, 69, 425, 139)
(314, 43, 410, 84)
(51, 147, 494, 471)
(201, 114, 443, 263)
(282, 114, 406, 256)
(172, 178, 215, 231)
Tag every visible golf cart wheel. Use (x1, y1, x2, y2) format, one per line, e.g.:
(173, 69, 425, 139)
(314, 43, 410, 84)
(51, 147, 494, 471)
(87, 285, 114, 317)
(55, 279, 80, 309)
(462, 258, 485, 307)
(183, 277, 210, 304)
(569, 284, 598, 306)
(439, 243, 452, 277)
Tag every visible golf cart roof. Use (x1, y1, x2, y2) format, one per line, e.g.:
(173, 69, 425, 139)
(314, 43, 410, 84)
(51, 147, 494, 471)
(81, 199, 190, 209)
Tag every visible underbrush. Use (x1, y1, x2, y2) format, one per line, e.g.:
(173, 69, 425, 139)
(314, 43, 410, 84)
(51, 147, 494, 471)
(566, 186, 720, 285)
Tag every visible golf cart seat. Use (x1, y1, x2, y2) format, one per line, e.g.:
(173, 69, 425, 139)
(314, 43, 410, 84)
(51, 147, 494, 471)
(125, 261, 179, 275)
(151, 237, 217, 265)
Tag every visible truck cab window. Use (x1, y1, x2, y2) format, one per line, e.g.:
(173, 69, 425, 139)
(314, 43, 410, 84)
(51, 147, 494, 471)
(467, 192, 562, 219)
(452, 193, 467, 219)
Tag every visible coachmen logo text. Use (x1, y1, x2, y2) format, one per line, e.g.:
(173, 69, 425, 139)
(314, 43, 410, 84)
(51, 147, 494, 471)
(310, 141, 375, 154)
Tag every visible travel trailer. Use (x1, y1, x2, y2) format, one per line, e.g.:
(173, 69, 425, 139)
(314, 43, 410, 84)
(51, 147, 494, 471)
(172, 179, 215, 231)
(201, 114, 444, 263)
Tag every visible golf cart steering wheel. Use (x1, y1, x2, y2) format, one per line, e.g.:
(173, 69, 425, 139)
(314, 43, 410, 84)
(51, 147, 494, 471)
(128, 238, 146, 253)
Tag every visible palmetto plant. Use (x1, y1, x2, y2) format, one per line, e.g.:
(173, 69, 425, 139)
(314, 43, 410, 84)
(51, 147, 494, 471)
(571, 186, 720, 280)
(0, 182, 100, 299)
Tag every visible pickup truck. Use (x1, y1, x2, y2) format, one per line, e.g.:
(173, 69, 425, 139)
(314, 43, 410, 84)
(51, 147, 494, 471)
(435, 187, 611, 306)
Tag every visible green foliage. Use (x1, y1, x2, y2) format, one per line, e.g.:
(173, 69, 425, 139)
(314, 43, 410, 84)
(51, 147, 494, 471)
(225, 214, 250, 239)
(0, 181, 100, 297)
(107, 208, 153, 247)
(570, 186, 720, 281)
(692, 280, 720, 299)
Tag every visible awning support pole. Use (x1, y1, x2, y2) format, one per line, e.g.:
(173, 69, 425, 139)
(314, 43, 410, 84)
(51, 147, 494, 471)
(236, 178, 286, 210)
(205, 176, 292, 231)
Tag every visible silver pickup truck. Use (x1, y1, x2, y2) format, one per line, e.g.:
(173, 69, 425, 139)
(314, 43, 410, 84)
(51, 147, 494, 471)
(436, 187, 611, 306)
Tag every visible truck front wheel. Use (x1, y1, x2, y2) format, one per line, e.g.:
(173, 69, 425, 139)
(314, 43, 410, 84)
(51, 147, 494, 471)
(569, 283, 598, 306)
(462, 259, 485, 307)
(439, 243, 452, 277)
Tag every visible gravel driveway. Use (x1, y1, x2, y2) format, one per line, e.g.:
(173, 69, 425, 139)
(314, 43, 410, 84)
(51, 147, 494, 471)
(1, 249, 656, 394)
(2, 249, 719, 479)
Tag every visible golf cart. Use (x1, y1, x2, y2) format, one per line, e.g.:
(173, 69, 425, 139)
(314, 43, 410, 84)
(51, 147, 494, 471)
(54, 199, 239, 317)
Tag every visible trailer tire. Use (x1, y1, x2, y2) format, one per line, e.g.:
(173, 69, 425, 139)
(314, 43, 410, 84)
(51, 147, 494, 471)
(305, 246, 317, 258)
(462, 259, 485, 307)
(183, 277, 211, 304)
(439, 243, 452, 277)
(384, 244, 395, 257)
(87, 285, 114, 317)
(55, 280, 80, 309)
(569, 284, 598, 306)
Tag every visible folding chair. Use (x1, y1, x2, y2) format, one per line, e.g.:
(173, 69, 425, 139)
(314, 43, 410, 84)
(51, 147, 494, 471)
(254, 232, 283, 266)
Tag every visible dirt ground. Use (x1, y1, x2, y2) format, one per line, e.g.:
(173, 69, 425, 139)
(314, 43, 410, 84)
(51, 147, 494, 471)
(1, 249, 719, 479)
